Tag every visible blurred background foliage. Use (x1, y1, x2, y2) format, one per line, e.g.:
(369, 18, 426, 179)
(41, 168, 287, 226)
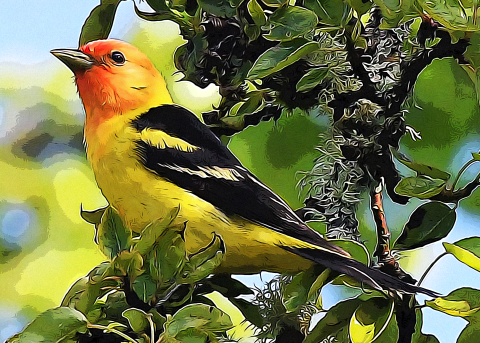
(1, 1, 480, 342)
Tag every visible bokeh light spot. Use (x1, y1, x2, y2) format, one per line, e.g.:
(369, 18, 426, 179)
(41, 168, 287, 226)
(1, 209, 30, 243)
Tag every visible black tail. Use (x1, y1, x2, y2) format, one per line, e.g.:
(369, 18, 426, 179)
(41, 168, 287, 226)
(283, 246, 439, 297)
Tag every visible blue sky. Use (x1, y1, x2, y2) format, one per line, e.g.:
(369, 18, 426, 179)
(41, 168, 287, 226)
(0, 0, 134, 64)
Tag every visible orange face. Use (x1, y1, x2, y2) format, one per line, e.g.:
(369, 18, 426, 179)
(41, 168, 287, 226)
(73, 40, 169, 123)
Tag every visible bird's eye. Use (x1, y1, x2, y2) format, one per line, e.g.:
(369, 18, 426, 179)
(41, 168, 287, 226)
(110, 51, 126, 65)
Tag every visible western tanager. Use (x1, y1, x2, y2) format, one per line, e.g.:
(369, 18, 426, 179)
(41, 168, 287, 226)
(51, 39, 435, 296)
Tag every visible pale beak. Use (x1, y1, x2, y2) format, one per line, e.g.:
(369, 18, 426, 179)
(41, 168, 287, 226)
(50, 48, 95, 72)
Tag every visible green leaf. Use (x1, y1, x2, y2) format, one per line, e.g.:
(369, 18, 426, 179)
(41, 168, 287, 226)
(282, 265, 323, 312)
(97, 206, 132, 259)
(174, 328, 210, 343)
(248, 0, 267, 26)
(80, 206, 107, 225)
(236, 92, 264, 117)
(148, 226, 187, 283)
(149, 308, 167, 330)
(457, 321, 480, 343)
(349, 297, 394, 343)
(132, 274, 158, 303)
(394, 202, 456, 250)
(111, 250, 144, 279)
(177, 234, 225, 284)
(61, 277, 89, 307)
(264, 6, 318, 41)
(166, 304, 233, 337)
(304, 0, 351, 26)
(394, 176, 446, 199)
(296, 66, 329, 92)
(472, 152, 480, 161)
(304, 297, 363, 343)
(418, 0, 480, 31)
(6, 307, 87, 343)
(373, 0, 419, 28)
(79, 0, 123, 46)
(444, 237, 480, 272)
(391, 149, 451, 180)
(330, 239, 370, 265)
(426, 287, 480, 318)
(248, 39, 319, 79)
(134, 207, 180, 256)
(197, 0, 237, 17)
(123, 308, 150, 333)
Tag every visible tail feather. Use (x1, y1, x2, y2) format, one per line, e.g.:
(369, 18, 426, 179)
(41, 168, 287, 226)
(283, 246, 439, 297)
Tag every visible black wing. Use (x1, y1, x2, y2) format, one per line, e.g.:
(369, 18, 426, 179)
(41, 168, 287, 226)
(132, 105, 343, 252)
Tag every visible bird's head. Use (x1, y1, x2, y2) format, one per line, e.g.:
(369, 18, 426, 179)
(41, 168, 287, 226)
(51, 39, 171, 123)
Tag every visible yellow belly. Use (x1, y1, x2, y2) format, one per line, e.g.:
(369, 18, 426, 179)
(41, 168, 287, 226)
(86, 116, 316, 274)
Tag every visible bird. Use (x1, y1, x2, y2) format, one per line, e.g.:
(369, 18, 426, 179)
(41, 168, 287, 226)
(51, 39, 436, 297)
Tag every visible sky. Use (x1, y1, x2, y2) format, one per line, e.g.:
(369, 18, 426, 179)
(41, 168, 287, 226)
(0, 1, 479, 342)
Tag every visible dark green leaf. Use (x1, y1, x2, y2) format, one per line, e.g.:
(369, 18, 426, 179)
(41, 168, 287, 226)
(134, 206, 180, 256)
(391, 148, 451, 180)
(260, 0, 287, 6)
(426, 287, 480, 318)
(347, 0, 372, 16)
(97, 206, 132, 259)
(248, 0, 267, 26)
(79, 0, 123, 46)
(394, 176, 446, 199)
(349, 297, 394, 343)
(472, 152, 480, 161)
(394, 202, 456, 250)
(264, 6, 318, 41)
(444, 237, 480, 272)
(296, 66, 329, 92)
(304, 0, 351, 26)
(80, 206, 107, 225)
(6, 307, 87, 343)
(229, 298, 264, 327)
(245, 24, 261, 41)
(146, 0, 170, 11)
(177, 234, 225, 284)
(197, 0, 236, 17)
(204, 274, 253, 297)
(166, 304, 233, 337)
(123, 308, 149, 333)
(304, 297, 363, 343)
(412, 307, 440, 343)
(248, 39, 319, 79)
(132, 274, 158, 303)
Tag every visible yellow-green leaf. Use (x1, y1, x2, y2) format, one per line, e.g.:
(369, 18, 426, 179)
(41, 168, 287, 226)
(444, 237, 480, 272)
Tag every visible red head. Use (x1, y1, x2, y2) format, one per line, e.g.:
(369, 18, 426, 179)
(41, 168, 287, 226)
(51, 40, 172, 126)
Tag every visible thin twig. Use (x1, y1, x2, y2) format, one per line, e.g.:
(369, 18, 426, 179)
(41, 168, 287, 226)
(417, 252, 448, 287)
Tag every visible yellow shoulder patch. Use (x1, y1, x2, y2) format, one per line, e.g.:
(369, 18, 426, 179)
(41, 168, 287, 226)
(140, 128, 199, 152)
(159, 164, 243, 182)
